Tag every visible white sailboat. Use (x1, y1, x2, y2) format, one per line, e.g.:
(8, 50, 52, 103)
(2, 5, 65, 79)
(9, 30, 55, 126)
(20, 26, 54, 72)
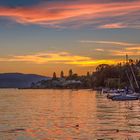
(107, 55, 140, 101)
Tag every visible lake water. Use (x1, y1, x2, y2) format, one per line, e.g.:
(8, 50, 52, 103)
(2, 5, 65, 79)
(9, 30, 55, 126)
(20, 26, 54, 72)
(0, 89, 140, 140)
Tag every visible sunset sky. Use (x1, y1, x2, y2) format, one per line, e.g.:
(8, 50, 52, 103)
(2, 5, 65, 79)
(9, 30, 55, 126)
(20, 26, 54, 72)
(0, 0, 140, 76)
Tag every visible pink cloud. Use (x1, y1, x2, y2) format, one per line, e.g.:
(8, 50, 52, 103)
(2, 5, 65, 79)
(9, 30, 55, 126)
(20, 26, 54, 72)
(99, 23, 126, 29)
(0, 0, 139, 29)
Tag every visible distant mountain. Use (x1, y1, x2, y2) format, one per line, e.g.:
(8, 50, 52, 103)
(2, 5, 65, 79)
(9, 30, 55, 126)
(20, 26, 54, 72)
(0, 73, 49, 88)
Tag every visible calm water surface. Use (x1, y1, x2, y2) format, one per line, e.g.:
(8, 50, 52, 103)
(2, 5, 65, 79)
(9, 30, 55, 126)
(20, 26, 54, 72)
(0, 89, 140, 140)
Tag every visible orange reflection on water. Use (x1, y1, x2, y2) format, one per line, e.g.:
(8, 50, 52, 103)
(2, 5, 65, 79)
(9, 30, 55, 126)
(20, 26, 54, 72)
(0, 89, 140, 139)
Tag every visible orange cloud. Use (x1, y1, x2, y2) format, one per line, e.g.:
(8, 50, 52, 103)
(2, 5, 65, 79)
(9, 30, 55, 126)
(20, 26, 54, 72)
(110, 50, 140, 56)
(0, 1, 139, 28)
(0, 52, 120, 66)
(125, 46, 140, 51)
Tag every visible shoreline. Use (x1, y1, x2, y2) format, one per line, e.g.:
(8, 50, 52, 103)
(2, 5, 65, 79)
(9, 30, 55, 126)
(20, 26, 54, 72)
(18, 87, 94, 90)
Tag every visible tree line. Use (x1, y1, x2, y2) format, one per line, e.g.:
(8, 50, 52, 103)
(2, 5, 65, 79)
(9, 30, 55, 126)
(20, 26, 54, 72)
(31, 59, 140, 90)
(52, 59, 140, 90)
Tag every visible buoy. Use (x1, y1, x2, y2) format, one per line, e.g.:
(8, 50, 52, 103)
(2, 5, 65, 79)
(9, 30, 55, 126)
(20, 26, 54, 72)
(75, 124, 79, 128)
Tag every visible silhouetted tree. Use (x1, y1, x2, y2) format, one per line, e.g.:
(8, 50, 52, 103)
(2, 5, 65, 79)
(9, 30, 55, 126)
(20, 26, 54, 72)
(69, 69, 73, 77)
(30, 58, 140, 90)
(60, 71, 64, 78)
(87, 72, 90, 77)
(52, 72, 57, 80)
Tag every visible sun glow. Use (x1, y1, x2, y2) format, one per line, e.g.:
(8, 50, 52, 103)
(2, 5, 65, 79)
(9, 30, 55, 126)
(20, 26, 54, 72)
(0, 52, 120, 66)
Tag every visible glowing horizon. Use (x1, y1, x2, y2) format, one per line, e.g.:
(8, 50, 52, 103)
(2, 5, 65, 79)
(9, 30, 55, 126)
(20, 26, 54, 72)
(0, 0, 139, 76)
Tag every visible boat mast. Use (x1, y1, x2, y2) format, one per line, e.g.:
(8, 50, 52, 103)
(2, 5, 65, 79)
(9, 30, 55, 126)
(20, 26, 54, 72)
(126, 54, 139, 91)
(130, 64, 139, 89)
(125, 54, 135, 91)
(125, 71, 134, 91)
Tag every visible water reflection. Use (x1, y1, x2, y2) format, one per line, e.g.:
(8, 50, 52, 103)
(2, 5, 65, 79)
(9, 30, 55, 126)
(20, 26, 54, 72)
(0, 89, 140, 139)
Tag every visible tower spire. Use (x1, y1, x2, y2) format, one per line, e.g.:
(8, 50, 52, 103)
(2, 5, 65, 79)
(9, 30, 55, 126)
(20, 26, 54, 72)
(126, 54, 128, 63)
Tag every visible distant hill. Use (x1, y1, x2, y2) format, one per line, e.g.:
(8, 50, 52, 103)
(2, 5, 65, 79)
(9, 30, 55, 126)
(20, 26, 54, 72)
(0, 73, 49, 88)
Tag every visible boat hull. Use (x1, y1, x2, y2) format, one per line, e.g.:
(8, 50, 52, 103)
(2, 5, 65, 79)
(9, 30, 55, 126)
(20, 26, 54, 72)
(107, 93, 121, 99)
(112, 95, 139, 101)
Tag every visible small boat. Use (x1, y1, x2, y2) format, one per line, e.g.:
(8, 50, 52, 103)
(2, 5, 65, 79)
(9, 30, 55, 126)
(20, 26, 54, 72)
(107, 89, 134, 99)
(106, 55, 140, 101)
(101, 88, 109, 93)
(112, 94, 139, 101)
(107, 93, 121, 99)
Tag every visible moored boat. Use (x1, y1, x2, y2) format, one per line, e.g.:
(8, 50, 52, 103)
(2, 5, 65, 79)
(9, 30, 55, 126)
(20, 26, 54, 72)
(112, 94, 139, 101)
(107, 93, 121, 99)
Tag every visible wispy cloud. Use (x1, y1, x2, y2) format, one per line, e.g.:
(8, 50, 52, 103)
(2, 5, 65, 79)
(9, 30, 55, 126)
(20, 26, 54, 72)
(80, 40, 140, 57)
(95, 49, 104, 52)
(99, 23, 126, 29)
(0, 52, 120, 66)
(125, 46, 140, 50)
(0, 0, 139, 29)
(110, 50, 140, 56)
(79, 40, 139, 46)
